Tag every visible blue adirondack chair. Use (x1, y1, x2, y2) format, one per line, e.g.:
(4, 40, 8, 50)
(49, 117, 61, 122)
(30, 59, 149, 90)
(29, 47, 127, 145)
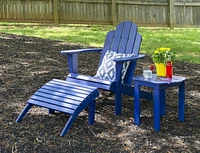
(61, 21, 152, 115)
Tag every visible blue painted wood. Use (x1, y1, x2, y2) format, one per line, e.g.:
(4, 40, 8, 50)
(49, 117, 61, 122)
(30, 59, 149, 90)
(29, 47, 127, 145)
(133, 75, 185, 85)
(126, 24, 138, 54)
(28, 99, 76, 114)
(115, 62, 123, 115)
(111, 22, 124, 52)
(118, 21, 132, 53)
(67, 54, 78, 74)
(133, 75, 186, 131)
(67, 74, 115, 91)
(48, 109, 55, 114)
(154, 85, 161, 131)
(51, 79, 97, 91)
(179, 81, 185, 122)
(88, 100, 95, 124)
(124, 34, 142, 84)
(61, 48, 102, 54)
(99, 30, 115, 65)
(67, 74, 112, 86)
(16, 79, 99, 137)
(41, 85, 91, 96)
(61, 21, 145, 115)
(132, 34, 142, 55)
(37, 88, 88, 99)
(31, 95, 81, 106)
(34, 91, 84, 102)
(16, 104, 33, 122)
(133, 82, 140, 125)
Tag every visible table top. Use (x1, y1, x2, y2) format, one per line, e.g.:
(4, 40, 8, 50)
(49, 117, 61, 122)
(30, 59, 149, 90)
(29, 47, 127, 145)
(133, 75, 185, 84)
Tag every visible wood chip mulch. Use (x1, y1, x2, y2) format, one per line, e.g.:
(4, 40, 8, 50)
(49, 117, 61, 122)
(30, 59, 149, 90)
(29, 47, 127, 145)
(0, 33, 200, 153)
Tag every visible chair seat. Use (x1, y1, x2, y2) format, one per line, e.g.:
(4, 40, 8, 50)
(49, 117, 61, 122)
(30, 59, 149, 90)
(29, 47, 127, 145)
(67, 73, 116, 91)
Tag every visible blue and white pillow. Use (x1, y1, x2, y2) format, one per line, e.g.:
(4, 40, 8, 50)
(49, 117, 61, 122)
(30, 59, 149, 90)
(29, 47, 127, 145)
(94, 50, 135, 81)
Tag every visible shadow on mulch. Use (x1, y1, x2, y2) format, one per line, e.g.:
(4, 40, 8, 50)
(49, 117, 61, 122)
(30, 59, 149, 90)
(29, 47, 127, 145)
(0, 33, 200, 153)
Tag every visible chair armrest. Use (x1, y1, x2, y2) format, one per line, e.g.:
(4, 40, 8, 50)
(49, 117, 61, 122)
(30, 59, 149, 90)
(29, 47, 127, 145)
(113, 54, 145, 62)
(61, 48, 102, 54)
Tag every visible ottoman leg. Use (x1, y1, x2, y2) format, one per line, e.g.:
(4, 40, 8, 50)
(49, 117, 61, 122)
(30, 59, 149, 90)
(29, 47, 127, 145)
(16, 103, 33, 122)
(48, 109, 55, 114)
(60, 114, 78, 137)
(88, 100, 95, 125)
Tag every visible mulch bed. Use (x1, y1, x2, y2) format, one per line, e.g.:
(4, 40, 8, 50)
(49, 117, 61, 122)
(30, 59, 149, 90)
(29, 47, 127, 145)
(0, 33, 200, 153)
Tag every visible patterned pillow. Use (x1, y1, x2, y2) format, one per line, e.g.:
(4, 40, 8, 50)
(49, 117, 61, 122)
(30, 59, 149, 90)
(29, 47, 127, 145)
(94, 50, 135, 81)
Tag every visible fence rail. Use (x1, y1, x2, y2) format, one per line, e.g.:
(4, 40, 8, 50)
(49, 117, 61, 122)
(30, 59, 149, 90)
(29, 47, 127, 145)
(0, 0, 200, 28)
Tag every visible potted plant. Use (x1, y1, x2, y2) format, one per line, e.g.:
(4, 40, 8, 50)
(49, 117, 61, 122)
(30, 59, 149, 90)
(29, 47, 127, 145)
(152, 47, 175, 77)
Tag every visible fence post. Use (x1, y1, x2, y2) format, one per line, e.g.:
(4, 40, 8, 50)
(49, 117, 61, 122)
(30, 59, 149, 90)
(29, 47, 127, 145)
(169, 0, 175, 29)
(53, 0, 59, 25)
(112, 0, 117, 26)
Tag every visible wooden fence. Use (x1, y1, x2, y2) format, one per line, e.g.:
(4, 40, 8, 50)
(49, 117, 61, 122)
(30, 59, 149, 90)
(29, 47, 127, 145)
(0, 0, 200, 28)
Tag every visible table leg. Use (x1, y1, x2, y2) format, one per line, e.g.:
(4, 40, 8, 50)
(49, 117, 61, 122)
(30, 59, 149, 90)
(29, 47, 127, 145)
(154, 85, 161, 131)
(179, 81, 185, 122)
(134, 82, 140, 125)
(160, 89, 166, 116)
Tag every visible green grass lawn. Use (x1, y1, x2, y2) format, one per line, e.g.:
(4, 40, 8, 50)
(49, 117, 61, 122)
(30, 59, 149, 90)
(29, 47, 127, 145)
(0, 23, 200, 64)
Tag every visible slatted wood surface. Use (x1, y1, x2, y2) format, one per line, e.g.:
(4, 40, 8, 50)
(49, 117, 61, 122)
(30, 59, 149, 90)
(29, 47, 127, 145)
(28, 79, 99, 115)
(16, 79, 99, 136)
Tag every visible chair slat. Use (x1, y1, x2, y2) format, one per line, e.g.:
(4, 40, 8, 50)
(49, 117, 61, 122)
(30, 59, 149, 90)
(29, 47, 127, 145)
(126, 23, 138, 54)
(118, 21, 132, 54)
(48, 80, 94, 92)
(41, 83, 91, 95)
(38, 88, 89, 99)
(30, 95, 79, 109)
(132, 33, 142, 55)
(52, 79, 97, 90)
(31, 95, 81, 106)
(66, 77, 113, 91)
(100, 30, 115, 66)
(111, 22, 124, 52)
(68, 73, 112, 85)
(34, 91, 84, 102)
(28, 99, 75, 114)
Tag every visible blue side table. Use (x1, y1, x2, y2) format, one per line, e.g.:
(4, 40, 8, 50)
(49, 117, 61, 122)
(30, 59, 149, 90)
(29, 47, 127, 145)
(133, 75, 185, 131)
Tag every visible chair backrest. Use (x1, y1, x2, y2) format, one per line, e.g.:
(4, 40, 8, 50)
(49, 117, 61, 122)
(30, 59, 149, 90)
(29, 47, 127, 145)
(99, 21, 142, 85)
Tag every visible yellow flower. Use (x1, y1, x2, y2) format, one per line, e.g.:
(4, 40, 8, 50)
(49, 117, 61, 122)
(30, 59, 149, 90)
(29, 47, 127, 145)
(152, 47, 175, 64)
(159, 47, 166, 51)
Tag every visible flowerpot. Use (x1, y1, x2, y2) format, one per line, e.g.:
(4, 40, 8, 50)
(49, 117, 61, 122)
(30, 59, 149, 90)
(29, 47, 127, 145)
(155, 63, 166, 77)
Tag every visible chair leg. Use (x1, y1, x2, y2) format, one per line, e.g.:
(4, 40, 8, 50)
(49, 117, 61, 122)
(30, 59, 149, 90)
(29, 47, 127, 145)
(115, 92, 122, 115)
(88, 100, 95, 125)
(16, 103, 33, 122)
(134, 83, 141, 125)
